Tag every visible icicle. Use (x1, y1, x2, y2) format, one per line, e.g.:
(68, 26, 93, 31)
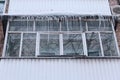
(98, 15, 102, 31)
(79, 17, 82, 31)
(66, 16, 70, 38)
(26, 16, 29, 31)
(102, 16, 106, 30)
(47, 16, 50, 44)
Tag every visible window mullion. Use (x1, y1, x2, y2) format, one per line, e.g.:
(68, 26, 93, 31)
(82, 33, 88, 56)
(19, 32, 23, 57)
(33, 21, 35, 31)
(86, 22, 88, 31)
(98, 32, 104, 56)
(35, 32, 40, 57)
(60, 34, 63, 55)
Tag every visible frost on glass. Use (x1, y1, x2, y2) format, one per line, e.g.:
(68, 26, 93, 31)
(101, 33, 118, 56)
(61, 19, 86, 31)
(87, 21, 112, 31)
(86, 33, 101, 56)
(63, 34, 83, 55)
(5, 33, 21, 57)
(35, 20, 60, 31)
(21, 33, 36, 56)
(40, 34, 59, 55)
(9, 21, 33, 31)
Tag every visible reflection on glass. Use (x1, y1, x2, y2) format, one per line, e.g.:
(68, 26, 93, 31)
(101, 33, 118, 56)
(9, 21, 33, 31)
(86, 33, 101, 56)
(22, 33, 36, 56)
(5, 33, 21, 57)
(40, 34, 59, 55)
(63, 34, 83, 55)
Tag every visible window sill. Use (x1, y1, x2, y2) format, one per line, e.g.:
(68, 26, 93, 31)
(1, 55, 120, 59)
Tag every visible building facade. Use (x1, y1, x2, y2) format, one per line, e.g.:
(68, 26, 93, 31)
(0, 0, 120, 80)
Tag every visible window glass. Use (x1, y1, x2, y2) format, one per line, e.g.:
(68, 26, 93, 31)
(40, 34, 59, 55)
(101, 33, 118, 56)
(49, 20, 60, 31)
(61, 19, 86, 31)
(5, 33, 21, 57)
(9, 21, 33, 31)
(100, 21, 112, 31)
(36, 20, 60, 31)
(0, 3, 4, 13)
(87, 21, 99, 31)
(86, 33, 101, 56)
(35, 21, 49, 31)
(63, 34, 83, 55)
(87, 21, 112, 31)
(22, 33, 36, 56)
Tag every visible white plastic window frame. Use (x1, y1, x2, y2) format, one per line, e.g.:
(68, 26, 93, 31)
(2, 19, 120, 57)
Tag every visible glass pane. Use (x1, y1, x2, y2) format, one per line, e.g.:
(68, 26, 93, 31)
(49, 20, 60, 31)
(86, 33, 101, 56)
(101, 33, 118, 56)
(100, 21, 112, 31)
(5, 33, 21, 57)
(0, 3, 4, 13)
(61, 19, 86, 31)
(61, 19, 67, 31)
(63, 34, 83, 55)
(87, 21, 112, 31)
(87, 21, 99, 31)
(9, 21, 33, 31)
(22, 33, 36, 56)
(40, 34, 59, 55)
(35, 21, 48, 31)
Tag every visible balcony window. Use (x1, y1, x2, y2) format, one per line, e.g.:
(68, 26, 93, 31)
(4, 17, 119, 57)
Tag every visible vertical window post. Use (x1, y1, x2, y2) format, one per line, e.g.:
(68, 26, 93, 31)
(98, 32, 104, 56)
(35, 33, 40, 57)
(82, 33, 88, 56)
(59, 34, 63, 55)
(19, 32, 23, 57)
